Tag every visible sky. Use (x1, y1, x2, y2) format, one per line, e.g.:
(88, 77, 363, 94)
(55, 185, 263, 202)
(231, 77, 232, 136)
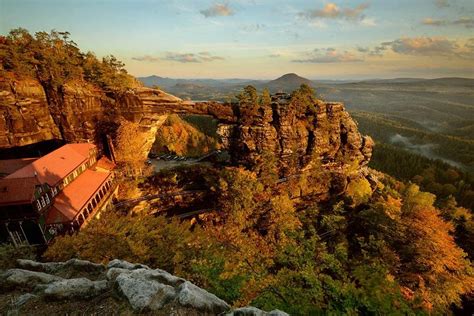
(1, 0, 474, 79)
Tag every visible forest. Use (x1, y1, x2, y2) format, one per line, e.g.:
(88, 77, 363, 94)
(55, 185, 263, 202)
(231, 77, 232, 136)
(0, 28, 136, 91)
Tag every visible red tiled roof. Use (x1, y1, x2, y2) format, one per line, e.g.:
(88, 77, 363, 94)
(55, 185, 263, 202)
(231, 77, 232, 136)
(0, 177, 40, 205)
(6, 143, 95, 187)
(46, 169, 111, 224)
(0, 158, 37, 178)
(67, 143, 96, 158)
(95, 157, 116, 171)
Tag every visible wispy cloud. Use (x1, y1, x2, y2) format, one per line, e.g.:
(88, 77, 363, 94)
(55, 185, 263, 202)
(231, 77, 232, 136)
(422, 17, 474, 28)
(241, 23, 265, 32)
(164, 51, 225, 63)
(293, 48, 364, 63)
(200, 3, 234, 17)
(422, 17, 447, 26)
(132, 52, 225, 63)
(356, 37, 474, 59)
(435, 0, 450, 8)
(384, 37, 457, 56)
(300, 2, 370, 22)
(131, 55, 160, 62)
(453, 17, 474, 28)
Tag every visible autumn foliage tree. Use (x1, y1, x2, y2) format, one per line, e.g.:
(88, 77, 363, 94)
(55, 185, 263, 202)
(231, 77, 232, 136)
(0, 28, 135, 90)
(114, 119, 149, 178)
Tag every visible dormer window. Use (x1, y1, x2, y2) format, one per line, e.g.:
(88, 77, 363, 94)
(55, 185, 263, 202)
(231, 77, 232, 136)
(36, 200, 41, 210)
(41, 196, 46, 207)
(45, 194, 50, 204)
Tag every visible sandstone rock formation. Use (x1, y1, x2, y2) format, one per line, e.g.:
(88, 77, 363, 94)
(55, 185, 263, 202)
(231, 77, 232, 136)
(0, 76, 373, 200)
(226, 92, 374, 200)
(0, 76, 232, 150)
(0, 258, 285, 315)
(231, 93, 373, 175)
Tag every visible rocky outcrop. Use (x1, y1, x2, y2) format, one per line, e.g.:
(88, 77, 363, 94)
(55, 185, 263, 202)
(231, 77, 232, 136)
(0, 258, 284, 315)
(231, 93, 372, 175)
(227, 93, 373, 200)
(0, 76, 373, 200)
(0, 76, 233, 149)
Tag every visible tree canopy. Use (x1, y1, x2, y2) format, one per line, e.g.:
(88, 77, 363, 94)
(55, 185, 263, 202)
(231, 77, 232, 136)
(0, 28, 135, 90)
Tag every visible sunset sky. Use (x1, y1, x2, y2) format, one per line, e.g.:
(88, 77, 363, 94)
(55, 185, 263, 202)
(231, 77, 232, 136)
(1, 0, 474, 79)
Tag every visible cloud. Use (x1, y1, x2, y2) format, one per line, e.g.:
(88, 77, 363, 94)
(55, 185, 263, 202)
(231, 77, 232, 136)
(422, 17, 474, 28)
(355, 37, 474, 59)
(131, 55, 160, 62)
(356, 45, 387, 57)
(241, 23, 265, 32)
(293, 48, 364, 63)
(383, 37, 459, 56)
(300, 2, 370, 21)
(360, 17, 377, 26)
(164, 52, 225, 63)
(422, 18, 447, 26)
(453, 17, 474, 28)
(200, 3, 234, 17)
(435, 0, 450, 8)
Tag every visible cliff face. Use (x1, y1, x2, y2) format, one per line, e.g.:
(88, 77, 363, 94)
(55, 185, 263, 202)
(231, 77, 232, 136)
(0, 76, 373, 197)
(0, 78, 61, 147)
(0, 76, 236, 151)
(228, 93, 374, 199)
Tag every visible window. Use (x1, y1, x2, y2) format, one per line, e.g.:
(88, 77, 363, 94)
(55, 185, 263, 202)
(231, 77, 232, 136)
(81, 165, 86, 172)
(41, 197, 46, 207)
(45, 194, 50, 204)
(36, 200, 41, 210)
(64, 178, 69, 186)
(73, 170, 77, 178)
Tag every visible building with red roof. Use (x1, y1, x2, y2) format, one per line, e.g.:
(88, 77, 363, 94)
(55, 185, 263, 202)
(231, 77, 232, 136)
(0, 143, 117, 246)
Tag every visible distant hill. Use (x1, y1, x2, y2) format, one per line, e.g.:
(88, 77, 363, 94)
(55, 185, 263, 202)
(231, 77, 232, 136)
(138, 73, 315, 94)
(138, 75, 178, 89)
(262, 73, 314, 92)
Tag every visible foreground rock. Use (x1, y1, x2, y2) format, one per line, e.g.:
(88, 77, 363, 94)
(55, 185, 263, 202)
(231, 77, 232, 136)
(0, 259, 285, 315)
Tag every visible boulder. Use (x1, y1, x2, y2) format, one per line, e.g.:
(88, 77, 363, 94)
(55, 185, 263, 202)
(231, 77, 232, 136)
(106, 267, 132, 281)
(227, 306, 267, 316)
(1, 269, 63, 288)
(0, 258, 284, 315)
(107, 259, 149, 270)
(17, 259, 65, 273)
(42, 278, 108, 299)
(63, 259, 105, 273)
(226, 307, 290, 316)
(115, 269, 176, 311)
(176, 281, 230, 314)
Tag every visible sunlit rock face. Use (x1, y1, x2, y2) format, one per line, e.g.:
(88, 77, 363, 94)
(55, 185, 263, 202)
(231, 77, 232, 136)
(0, 78, 61, 147)
(228, 93, 374, 200)
(0, 77, 373, 198)
(230, 93, 373, 176)
(0, 76, 235, 150)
